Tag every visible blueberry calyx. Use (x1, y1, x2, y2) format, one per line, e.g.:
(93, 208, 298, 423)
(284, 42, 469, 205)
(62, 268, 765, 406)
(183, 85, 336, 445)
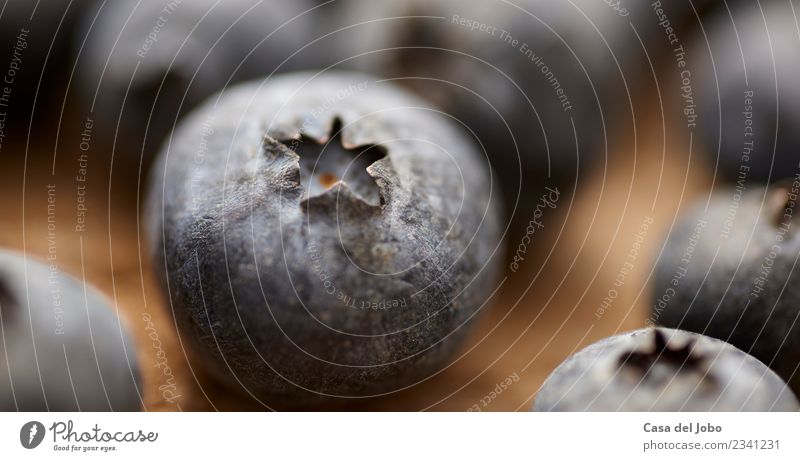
(618, 329, 714, 384)
(271, 117, 390, 210)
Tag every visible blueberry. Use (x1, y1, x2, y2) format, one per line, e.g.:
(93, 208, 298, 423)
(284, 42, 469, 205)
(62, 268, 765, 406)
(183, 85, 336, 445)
(76, 0, 327, 161)
(0, 250, 141, 411)
(534, 327, 798, 411)
(339, 0, 700, 230)
(691, 0, 800, 182)
(341, 0, 608, 188)
(0, 0, 93, 126)
(652, 182, 800, 394)
(145, 71, 504, 406)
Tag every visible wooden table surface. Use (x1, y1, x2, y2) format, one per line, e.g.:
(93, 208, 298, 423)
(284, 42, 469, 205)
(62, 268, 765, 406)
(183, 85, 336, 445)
(0, 74, 712, 411)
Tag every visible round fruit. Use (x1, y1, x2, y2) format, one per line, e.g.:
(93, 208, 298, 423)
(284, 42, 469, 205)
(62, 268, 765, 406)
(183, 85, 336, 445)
(534, 327, 798, 411)
(76, 0, 327, 161)
(652, 182, 800, 393)
(341, 0, 630, 191)
(0, 0, 93, 125)
(146, 71, 504, 406)
(691, 1, 800, 182)
(338, 0, 721, 232)
(0, 250, 141, 411)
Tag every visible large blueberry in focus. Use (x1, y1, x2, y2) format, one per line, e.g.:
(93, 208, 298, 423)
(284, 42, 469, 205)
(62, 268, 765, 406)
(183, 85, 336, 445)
(146, 71, 504, 407)
(534, 328, 798, 411)
(652, 182, 800, 394)
(0, 250, 141, 411)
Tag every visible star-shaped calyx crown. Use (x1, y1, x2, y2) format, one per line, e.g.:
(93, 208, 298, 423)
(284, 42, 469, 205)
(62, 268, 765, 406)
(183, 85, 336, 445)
(278, 118, 388, 207)
(617, 329, 715, 385)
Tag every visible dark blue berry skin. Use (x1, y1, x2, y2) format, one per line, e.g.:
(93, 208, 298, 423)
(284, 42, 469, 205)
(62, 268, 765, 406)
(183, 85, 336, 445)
(75, 0, 329, 163)
(341, 0, 616, 190)
(690, 1, 800, 183)
(0, 0, 93, 126)
(337, 0, 722, 230)
(652, 184, 800, 394)
(146, 72, 504, 407)
(0, 250, 141, 411)
(534, 328, 798, 412)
